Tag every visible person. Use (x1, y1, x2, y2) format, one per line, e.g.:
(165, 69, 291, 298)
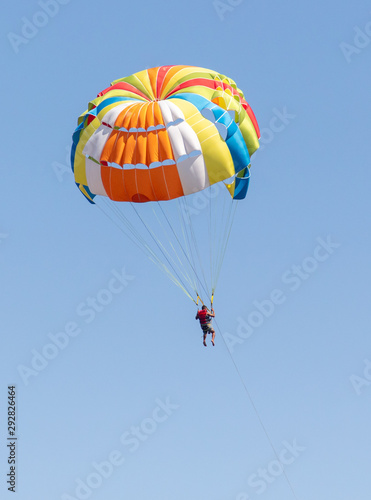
(195, 305, 215, 347)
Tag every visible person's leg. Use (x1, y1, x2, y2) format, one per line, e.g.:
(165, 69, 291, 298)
(211, 329, 215, 346)
(203, 331, 207, 346)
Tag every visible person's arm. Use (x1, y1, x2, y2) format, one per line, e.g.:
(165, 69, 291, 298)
(195, 312, 199, 320)
(209, 308, 215, 317)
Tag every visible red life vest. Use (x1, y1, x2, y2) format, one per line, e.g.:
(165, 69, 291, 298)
(197, 309, 210, 324)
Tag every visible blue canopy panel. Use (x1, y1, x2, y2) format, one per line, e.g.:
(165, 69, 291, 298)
(233, 167, 250, 200)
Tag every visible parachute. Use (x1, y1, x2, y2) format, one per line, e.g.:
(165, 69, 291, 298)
(71, 65, 260, 304)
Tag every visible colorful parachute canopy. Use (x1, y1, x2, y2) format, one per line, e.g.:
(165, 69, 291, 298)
(71, 65, 260, 205)
(71, 66, 260, 304)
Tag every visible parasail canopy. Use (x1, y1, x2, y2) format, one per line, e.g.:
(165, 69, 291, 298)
(71, 65, 260, 304)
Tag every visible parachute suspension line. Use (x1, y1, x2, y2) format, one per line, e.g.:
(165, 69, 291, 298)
(178, 196, 208, 299)
(150, 206, 198, 294)
(156, 267, 195, 303)
(106, 165, 195, 299)
(215, 167, 252, 290)
(175, 196, 208, 300)
(219, 193, 233, 270)
(191, 197, 211, 299)
(97, 200, 176, 288)
(127, 201, 196, 298)
(209, 185, 213, 295)
(213, 198, 239, 292)
(209, 183, 225, 300)
(176, 199, 199, 295)
(219, 200, 238, 273)
(106, 129, 197, 302)
(157, 199, 210, 302)
(178, 197, 206, 301)
(97, 199, 195, 302)
(215, 317, 300, 500)
(196, 294, 204, 307)
(97, 199, 146, 251)
(208, 185, 230, 295)
(99, 198, 159, 257)
(210, 184, 225, 295)
(137, 116, 200, 301)
(137, 155, 197, 293)
(100, 197, 160, 267)
(180, 195, 210, 300)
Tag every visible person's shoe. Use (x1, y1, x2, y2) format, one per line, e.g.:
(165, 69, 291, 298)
(203, 341, 207, 347)
(211, 340, 215, 346)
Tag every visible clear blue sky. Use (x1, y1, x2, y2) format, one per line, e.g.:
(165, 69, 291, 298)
(1, 1, 371, 499)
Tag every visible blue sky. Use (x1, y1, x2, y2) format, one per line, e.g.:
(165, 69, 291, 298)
(1, 0, 371, 499)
